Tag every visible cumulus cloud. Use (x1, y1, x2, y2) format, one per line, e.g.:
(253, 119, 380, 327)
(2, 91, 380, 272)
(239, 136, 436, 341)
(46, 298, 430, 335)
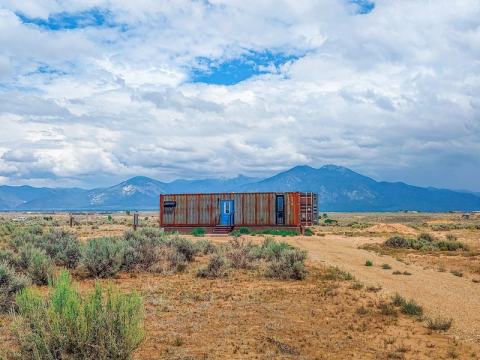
(0, 0, 479, 191)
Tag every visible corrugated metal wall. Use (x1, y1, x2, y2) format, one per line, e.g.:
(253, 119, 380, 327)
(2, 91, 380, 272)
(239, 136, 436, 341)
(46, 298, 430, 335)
(300, 192, 318, 226)
(160, 192, 301, 226)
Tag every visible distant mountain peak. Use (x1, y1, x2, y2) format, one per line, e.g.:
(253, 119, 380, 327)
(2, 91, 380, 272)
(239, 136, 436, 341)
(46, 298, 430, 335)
(288, 165, 316, 171)
(0, 164, 479, 211)
(123, 176, 157, 185)
(320, 164, 351, 172)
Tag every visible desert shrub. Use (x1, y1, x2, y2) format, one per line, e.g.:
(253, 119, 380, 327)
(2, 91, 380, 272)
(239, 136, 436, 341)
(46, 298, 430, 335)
(152, 247, 188, 273)
(324, 218, 337, 225)
(9, 227, 42, 250)
(121, 231, 162, 271)
(82, 237, 124, 278)
(238, 227, 250, 234)
(350, 281, 364, 290)
(256, 237, 293, 261)
(16, 245, 54, 286)
(0, 249, 16, 265)
(252, 229, 298, 236)
(231, 229, 241, 238)
(392, 293, 406, 307)
(225, 238, 256, 269)
(0, 262, 30, 312)
(356, 306, 368, 315)
(193, 239, 216, 255)
(450, 270, 463, 277)
(384, 236, 411, 248)
(15, 271, 144, 360)
(401, 299, 423, 316)
(264, 248, 307, 280)
(446, 234, 457, 241)
(0, 222, 16, 238)
(381, 263, 392, 270)
(36, 230, 82, 269)
(168, 236, 196, 262)
(197, 254, 228, 279)
(366, 285, 382, 292)
(365, 260, 373, 266)
(384, 234, 468, 252)
(137, 227, 165, 241)
(304, 228, 314, 236)
(417, 232, 435, 243)
(436, 241, 469, 251)
(191, 227, 206, 237)
(378, 303, 398, 317)
(426, 317, 452, 331)
(322, 266, 354, 281)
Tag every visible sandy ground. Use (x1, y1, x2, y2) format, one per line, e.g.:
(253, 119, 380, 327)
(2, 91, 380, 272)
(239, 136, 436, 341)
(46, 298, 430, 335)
(280, 235, 480, 343)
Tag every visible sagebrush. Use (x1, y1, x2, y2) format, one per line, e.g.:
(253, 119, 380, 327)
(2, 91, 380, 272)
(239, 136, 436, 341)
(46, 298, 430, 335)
(15, 271, 144, 360)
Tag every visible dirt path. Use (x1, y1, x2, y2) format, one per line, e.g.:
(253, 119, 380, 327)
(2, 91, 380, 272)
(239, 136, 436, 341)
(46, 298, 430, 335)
(286, 235, 480, 343)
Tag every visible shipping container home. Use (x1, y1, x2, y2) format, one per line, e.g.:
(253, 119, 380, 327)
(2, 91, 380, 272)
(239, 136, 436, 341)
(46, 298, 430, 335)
(159, 192, 318, 234)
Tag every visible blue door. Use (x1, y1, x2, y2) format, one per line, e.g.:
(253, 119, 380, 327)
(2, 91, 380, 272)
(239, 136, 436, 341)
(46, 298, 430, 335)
(220, 200, 234, 225)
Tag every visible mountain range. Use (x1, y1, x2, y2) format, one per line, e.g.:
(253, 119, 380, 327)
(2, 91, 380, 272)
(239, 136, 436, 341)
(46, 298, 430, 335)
(1, 165, 479, 212)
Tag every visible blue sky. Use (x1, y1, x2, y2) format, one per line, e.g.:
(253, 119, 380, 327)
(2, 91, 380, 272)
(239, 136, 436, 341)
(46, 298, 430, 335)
(16, 8, 112, 30)
(0, 0, 479, 191)
(190, 51, 300, 85)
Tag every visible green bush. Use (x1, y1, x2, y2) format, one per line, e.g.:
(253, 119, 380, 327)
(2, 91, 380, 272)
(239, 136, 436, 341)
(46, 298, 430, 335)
(322, 266, 354, 281)
(252, 229, 299, 236)
(384, 234, 469, 252)
(417, 233, 435, 243)
(193, 239, 216, 255)
(436, 241, 469, 251)
(324, 219, 338, 225)
(136, 227, 165, 241)
(9, 227, 42, 250)
(392, 293, 406, 307)
(238, 227, 250, 234)
(264, 248, 307, 280)
(197, 254, 228, 279)
(0, 249, 16, 266)
(304, 228, 314, 236)
(15, 271, 144, 360)
(230, 229, 241, 238)
(225, 238, 256, 269)
(256, 237, 292, 261)
(426, 317, 452, 331)
(381, 263, 392, 270)
(0, 262, 30, 312)
(82, 237, 124, 278)
(0, 222, 16, 238)
(365, 260, 373, 266)
(446, 234, 457, 241)
(191, 227, 206, 237)
(122, 230, 163, 271)
(401, 299, 423, 316)
(16, 245, 54, 286)
(168, 236, 196, 262)
(37, 230, 82, 269)
(384, 236, 411, 248)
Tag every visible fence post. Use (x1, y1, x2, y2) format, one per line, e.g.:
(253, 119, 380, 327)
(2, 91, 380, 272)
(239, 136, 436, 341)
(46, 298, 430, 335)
(133, 212, 139, 231)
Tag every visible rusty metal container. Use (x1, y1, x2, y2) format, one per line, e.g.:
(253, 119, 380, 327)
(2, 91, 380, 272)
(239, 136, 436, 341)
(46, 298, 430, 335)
(159, 192, 318, 229)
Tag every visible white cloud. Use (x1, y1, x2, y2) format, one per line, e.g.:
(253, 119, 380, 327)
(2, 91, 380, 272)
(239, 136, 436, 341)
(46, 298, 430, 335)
(0, 0, 479, 190)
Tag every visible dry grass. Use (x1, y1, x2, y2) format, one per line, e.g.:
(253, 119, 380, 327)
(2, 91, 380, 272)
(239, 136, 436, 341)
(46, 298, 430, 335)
(0, 212, 480, 359)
